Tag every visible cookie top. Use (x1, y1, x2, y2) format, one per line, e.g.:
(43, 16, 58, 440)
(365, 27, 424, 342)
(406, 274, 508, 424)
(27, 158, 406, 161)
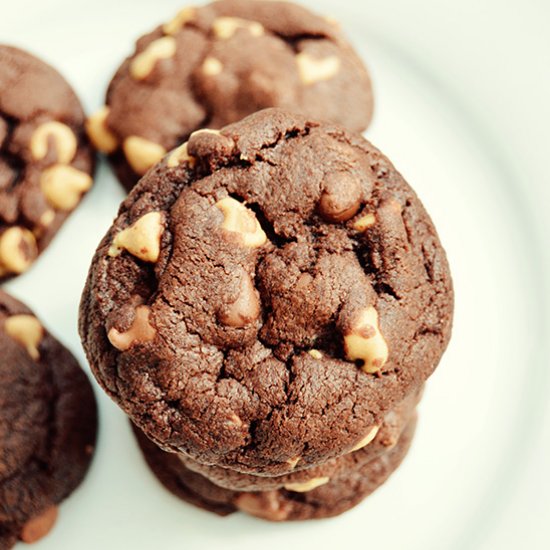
(89, 0, 373, 191)
(0, 291, 97, 546)
(0, 45, 95, 282)
(80, 108, 453, 475)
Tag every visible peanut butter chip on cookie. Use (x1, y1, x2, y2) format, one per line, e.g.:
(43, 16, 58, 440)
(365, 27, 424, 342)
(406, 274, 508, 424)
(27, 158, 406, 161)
(108, 305, 156, 351)
(286, 456, 301, 469)
(163, 6, 196, 35)
(108, 211, 164, 262)
(284, 476, 330, 492)
(130, 36, 177, 80)
(344, 306, 389, 373)
(353, 213, 376, 231)
(296, 53, 341, 85)
(86, 106, 118, 153)
(30, 121, 77, 164)
(20, 506, 58, 544)
(4, 314, 44, 360)
(202, 56, 224, 76)
(167, 142, 196, 168)
(215, 197, 267, 248)
(0, 227, 38, 274)
(123, 136, 167, 175)
(40, 164, 93, 211)
(212, 17, 265, 39)
(350, 425, 380, 452)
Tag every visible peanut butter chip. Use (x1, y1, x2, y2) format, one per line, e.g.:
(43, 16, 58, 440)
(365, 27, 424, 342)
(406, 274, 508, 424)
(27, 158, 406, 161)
(202, 56, 223, 76)
(353, 213, 376, 231)
(86, 106, 118, 153)
(344, 306, 389, 373)
(30, 121, 77, 164)
(308, 349, 323, 359)
(350, 425, 380, 452)
(296, 53, 341, 85)
(108, 211, 164, 262)
(212, 17, 265, 39)
(218, 270, 260, 327)
(107, 305, 156, 351)
(40, 164, 93, 211)
(163, 6, 196, 35)
(39, 209, 56, 228)
(167, 142, 196, 168)
(286, 456, 301, 469)
(215, 197, 267, 248)
(0, 227, 38, 274)
(190, 128, 221, 138)
(4, 315, 43, 360)
(130, 36, 177, 80)
(123, 136, 166, 175)
(20, 506, 58, 544)
(284, 477, 330, 493)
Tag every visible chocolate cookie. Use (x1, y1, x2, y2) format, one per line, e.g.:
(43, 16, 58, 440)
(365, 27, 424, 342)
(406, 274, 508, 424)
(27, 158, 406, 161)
(87, 0, 373, 191)
(0, 45, 95, 282)
(134, 416, 416, 521)
(79, 108, 453, 475)
(181, 387, 421, 491)
(0, 291, 97, 547)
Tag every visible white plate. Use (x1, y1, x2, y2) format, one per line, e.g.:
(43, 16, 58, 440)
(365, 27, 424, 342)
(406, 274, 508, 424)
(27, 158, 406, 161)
(2, 1, 549, 549)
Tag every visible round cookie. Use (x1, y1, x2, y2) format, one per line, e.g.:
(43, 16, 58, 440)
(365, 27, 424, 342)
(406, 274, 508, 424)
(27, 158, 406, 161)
(79, 108, 453, 475)
(0, 291, 97, 547)
(182, 387, 421, 491)
(0, 45, 95, 282)
(88, 0, 373, 191)
(134, 416, 416, 521)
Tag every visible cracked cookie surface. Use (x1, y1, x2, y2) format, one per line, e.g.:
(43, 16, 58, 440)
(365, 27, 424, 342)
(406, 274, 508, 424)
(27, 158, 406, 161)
(0, 45, 95, 282)
(0, 291, 97, 548)
(180, 387, 421, 490)
(134, 415, 416, 521)
(79, 108, 453, 475)
(92, 0, 373, 191)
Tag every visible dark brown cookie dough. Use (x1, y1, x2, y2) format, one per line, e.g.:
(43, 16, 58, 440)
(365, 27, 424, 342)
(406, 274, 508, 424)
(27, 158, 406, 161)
(134, 416, 416, 521)
(0, 45, 95, 283)
(182, 387, 421, 490)
(80, 108, 453, 475)
(88, 0, 373, 191)
(0, 291, 97, 547)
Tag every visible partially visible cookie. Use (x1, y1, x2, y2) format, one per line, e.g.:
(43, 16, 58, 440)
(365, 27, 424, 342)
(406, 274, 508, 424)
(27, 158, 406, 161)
(134, 416, 416, 521)
(90, 0, 373, 190)
(181, 387, 421, 491)
(0, 291, 97, 547)
(0, 45, 95, 282)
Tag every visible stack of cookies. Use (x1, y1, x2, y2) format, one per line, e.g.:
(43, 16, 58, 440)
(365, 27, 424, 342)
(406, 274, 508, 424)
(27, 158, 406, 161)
(79, 0, 453, 522)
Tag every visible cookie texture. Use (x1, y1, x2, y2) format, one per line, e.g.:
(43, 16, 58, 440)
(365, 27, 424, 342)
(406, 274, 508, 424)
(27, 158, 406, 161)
(0, 45, 95, 282)
(134, 416, 416, 521)
(182, 387, 421, 491)
(91, 0, 373, 191)
(0, 291, 97, 547)
(80, 108, 453, 475)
